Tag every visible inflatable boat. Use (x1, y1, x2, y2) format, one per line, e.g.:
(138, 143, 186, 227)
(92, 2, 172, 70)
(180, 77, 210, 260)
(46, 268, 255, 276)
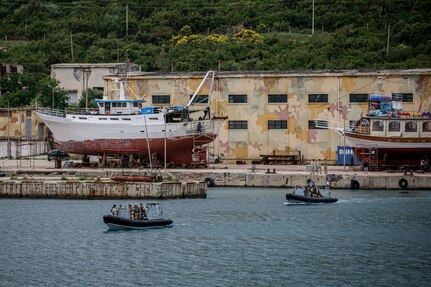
(286, 179, 338, 204)
(285, 193, 338, 204)
(103, 202, 173, 230)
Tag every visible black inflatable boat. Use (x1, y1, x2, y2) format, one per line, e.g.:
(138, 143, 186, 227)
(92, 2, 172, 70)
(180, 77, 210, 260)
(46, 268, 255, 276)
(285, 193, 338, 204)
(286, 179, 338, 204)
(103, 202, 173, 230)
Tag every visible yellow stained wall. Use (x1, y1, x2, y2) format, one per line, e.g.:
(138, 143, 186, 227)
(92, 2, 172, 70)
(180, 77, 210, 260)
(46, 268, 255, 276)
(0, 109, 45, 141)
(103, 70, 431, 163)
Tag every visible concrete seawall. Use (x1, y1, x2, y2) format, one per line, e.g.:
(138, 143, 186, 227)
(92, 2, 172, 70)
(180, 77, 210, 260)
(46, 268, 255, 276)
(0, 180, 207, 199)
(1, 160, 431, 194)
(208, 173, 430, 190)
(167, 170, 431, 190)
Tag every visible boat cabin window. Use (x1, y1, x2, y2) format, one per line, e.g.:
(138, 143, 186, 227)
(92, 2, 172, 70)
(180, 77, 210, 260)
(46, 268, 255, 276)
(405, 121, 417, 132)
(110, 118, 119, 120)
(79, 117, 87, 120)
(98, 118, 107, 120)
(122, 118, 131, 121)
(423, 121, 431, 132)
(98, 103, 104, 108)
(388, 121, 401, 132)
(372, 120, 384, 131)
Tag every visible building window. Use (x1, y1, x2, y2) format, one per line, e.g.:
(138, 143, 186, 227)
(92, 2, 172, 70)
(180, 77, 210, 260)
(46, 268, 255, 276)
(388, 121, 401, 132)
(268, 120, 287, 129)
(308, 94, 328, 103)
(228, 94, 247, 103)
(189, 95, 209, 104)
(392, 93, 413, 102)
(308, 120, 327, 129)
(268, 94, 288, 103)
(372, 121, 384, 131)
(152, 95, 170, 104)
(405, 121, 417, 132)
(228, 120, 248, 129)
(349, 94, 368, 103)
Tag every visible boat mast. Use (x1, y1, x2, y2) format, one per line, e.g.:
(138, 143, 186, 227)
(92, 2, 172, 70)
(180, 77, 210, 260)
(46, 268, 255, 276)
(187, 70, 216, 109)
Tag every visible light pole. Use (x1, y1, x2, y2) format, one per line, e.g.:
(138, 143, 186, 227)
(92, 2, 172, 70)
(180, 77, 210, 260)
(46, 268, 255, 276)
(49, 85, 59, 109)
(341, 108, 351, 170)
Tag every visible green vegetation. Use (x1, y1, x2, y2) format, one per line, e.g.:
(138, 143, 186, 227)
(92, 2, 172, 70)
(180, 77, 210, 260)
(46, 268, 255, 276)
(0, 0, 430, 108)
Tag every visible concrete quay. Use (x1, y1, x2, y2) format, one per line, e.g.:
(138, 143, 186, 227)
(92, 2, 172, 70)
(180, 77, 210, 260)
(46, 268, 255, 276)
(1, 159, 431, 191)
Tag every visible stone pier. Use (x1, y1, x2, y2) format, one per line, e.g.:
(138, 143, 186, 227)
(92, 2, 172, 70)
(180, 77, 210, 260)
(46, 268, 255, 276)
(0, 180, 207, 199)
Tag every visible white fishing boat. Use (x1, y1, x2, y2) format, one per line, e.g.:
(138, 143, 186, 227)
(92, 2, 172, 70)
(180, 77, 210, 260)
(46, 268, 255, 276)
(36, 71, 226, 164)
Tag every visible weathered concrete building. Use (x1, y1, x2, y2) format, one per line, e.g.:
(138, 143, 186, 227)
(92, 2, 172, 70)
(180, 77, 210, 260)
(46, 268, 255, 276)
(103, 69, 431, 163)
(51, 63, 139, 104)
(0, 108, 47, 158)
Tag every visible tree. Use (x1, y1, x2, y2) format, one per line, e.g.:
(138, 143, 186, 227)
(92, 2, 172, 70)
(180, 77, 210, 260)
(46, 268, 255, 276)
(79, 88, 103, 109)
(0, 72, 68, 109)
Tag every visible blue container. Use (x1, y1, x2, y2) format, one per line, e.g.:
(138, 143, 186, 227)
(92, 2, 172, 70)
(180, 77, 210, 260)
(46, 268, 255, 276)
(337, 146, 361, 165)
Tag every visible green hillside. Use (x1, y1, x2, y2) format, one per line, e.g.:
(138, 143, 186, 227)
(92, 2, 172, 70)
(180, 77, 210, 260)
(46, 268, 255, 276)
(0, 0, 430, 107)
(1, 0, 430, 71)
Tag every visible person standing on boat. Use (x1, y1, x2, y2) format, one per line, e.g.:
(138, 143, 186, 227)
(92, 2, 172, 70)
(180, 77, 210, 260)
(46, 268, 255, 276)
(197, 121, 202, 133)
(203, 106, 210, 119)
(111, 204, 117, 216)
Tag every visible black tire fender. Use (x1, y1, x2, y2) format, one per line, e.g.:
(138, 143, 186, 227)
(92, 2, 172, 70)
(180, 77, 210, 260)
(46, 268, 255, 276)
(399, 178, 408, 189)
(350, 179, 360, 190)
(204, 177, 215, 187)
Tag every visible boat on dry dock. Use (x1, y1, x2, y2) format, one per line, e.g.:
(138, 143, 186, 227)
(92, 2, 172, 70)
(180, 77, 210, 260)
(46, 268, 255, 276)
(343, 93, 431, 165)
(36, 71, 226, 165)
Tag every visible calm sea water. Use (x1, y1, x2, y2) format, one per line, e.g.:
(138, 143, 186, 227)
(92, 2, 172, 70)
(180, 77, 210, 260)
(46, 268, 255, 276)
(0, 188, 430, 287)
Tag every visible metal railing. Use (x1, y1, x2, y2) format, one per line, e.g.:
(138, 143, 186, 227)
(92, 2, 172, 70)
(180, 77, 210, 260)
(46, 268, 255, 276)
(36, 107, 66, 118)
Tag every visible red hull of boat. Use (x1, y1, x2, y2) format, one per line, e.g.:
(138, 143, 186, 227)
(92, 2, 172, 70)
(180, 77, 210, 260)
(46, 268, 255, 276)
(58, 134, 216, 163)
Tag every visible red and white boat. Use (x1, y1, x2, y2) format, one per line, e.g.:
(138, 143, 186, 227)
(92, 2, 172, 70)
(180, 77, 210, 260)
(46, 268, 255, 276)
(36, 71, 226, 164)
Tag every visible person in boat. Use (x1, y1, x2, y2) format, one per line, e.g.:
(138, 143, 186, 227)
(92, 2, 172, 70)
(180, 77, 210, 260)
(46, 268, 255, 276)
(133, 204, 140, 220)
(139, 203, 148, 220)
(304, 186, 310, 197)
(128, 204, 133, 219)
(111, 204, 117, 216)
(310, 186, 322, 198)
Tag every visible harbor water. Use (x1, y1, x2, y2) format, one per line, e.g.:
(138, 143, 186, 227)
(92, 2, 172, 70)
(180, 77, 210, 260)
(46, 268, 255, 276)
(0, 188, 430, 286)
